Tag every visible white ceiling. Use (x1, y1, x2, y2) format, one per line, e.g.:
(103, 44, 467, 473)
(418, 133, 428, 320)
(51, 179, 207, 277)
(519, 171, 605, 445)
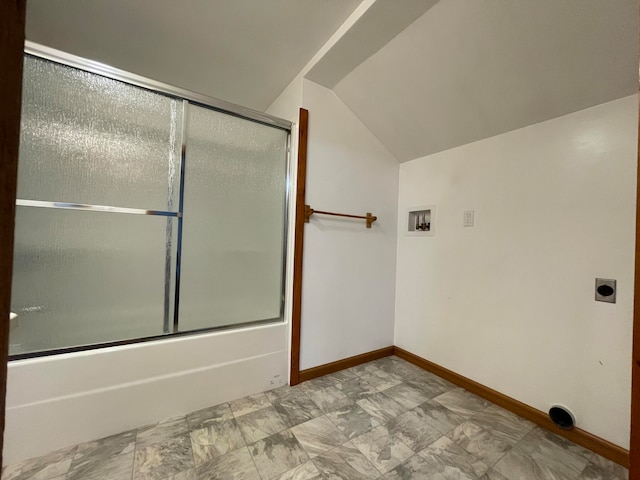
(25, 0, 362, 111)
(25, 0, 639, 162)
(306, 0, 439, 89)
(330, 0, 639, 162)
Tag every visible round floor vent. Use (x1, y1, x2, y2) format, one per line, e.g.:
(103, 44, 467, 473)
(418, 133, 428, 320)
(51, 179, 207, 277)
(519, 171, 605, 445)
(549, 405, 575, 430)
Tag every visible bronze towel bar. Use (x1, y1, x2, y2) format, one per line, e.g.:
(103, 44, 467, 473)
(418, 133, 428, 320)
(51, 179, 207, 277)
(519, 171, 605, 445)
(304, 204, 377, 228)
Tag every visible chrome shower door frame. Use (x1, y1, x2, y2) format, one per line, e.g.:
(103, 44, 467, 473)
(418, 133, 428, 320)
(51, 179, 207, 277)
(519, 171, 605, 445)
(11, 43, 292, 360)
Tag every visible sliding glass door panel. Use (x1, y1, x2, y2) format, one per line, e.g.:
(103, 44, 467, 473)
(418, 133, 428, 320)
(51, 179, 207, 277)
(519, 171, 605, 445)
(9, 207, 175, 355)
(18, 55, 182, 211)
(12, 46, 290, 358)
(178, 105, 288, 331)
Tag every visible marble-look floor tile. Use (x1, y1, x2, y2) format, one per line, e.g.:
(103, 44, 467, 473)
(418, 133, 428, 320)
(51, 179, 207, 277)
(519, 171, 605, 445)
(418, 436, 488, 479)
(365, 358, 390, 370)
(308, 386, 351, 413)
(326, 404, 379, 439)
(578, 453, 629, 480)
(69, 430, 136, 478)
(360, 370, 403, 392)
(273, 461, 322, 480)
(196, 447, 260, 480)
(9, 365, 622, 480)
(3, 445, 78, 480)
(378, 359, 423, 379)
(236, 406, 287, 444)
(311, 441, 381, 480)
(478, 469, 509, 480)
(230, 393, 272, 417)
(386, 409, 442, 452)
(187, 404, 234, 431)
(383, 454, 447, 480)
(350, 425, 414, 474)
(290, 416, 348, 458)
(137, 417, 190, 449)
(521, 427, 594, 460)
(248, 430, 309, 480)
(343, 362, 379, 377)
(170, 469, 197, 480)
(404, 375, 451, 400)
(326, 370, 359, 383)
(74, 430, 136, 458)
(133, 434, 194, 480)
(468, 405, 535, 444)
(300, 376, 339, 394)
(493, 447, 574, 480)
(412, 399, 466, 435)
(449, 422, 513, 467)
(371, 357, 400, 370)
(336, 377, 378, 401)
(273, 395, 323, 428)
(190, 419, 245, 466)
(382, 383, 430, 410)
(407, 369, 456, 391)
(265, 386, 307, 403)
(356, 392, 407, 425)
(68, 452, 134, 480)
(433, 389, 490, 418)
(516, 428, 591, 478)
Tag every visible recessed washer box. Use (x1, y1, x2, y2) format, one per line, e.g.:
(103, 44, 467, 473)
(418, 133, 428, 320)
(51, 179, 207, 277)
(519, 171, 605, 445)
(407, 205, 435, 236)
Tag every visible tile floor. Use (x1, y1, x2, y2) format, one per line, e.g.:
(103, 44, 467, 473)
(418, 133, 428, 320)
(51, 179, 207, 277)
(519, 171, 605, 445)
(2, 356, 629, 480)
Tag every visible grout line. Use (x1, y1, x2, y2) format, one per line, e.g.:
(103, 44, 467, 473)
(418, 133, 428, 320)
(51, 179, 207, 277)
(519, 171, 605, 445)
(187, 423, 198, 478)
(245, 441, 264, 480)
(63, 445, 79, 480)
(130, 436, 137, 480)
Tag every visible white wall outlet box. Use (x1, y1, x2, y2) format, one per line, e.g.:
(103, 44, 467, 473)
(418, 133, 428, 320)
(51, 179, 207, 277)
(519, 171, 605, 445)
(464, 210, 474, 227)
(407, 205, 435, 236)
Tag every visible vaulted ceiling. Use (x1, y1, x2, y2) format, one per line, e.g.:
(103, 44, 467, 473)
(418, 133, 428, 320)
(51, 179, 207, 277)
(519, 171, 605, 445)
(26, 0, 638, 163)
(25, 0, 362, 111)
(321, 0, 639, 161)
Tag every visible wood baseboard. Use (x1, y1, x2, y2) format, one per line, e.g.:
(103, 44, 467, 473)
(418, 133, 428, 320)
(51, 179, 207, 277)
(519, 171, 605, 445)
(298, 347, 394, 383)
(393, 346, 630, 468)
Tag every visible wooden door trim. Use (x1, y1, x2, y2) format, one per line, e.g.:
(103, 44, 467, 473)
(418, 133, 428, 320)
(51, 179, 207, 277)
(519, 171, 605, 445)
(0, 0, 26, 468)
(629, 66, 640, 478)
(290, 108, 308, 386)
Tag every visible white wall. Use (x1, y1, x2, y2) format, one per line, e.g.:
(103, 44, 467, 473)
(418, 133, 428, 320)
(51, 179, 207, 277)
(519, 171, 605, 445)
(299, 79, 398, 369)
(5, 324, 288, 464)
(395, 95, 637, 449)
(267, 75, 303, 123)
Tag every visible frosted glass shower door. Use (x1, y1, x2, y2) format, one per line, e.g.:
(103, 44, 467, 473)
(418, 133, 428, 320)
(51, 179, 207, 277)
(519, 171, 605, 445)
(178, 105, 288, 330)
(11, 48, 291, 357)
(18, 56, 182, 210)
(11, 208, 174, 353)
(10, 55, 181, 356)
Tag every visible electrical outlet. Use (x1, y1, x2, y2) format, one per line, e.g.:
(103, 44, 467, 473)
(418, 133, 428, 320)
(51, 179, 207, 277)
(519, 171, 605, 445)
(464, 210, 474, 227)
